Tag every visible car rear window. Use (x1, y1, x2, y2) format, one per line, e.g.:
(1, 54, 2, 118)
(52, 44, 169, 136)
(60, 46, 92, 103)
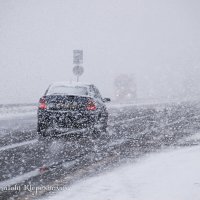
(47, 86, 88, 96)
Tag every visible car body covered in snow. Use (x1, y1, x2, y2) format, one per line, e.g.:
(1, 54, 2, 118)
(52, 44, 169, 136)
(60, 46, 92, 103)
(37, 82, 110, 138)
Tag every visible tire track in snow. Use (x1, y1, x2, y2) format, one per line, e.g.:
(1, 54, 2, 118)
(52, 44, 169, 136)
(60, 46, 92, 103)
(0, 139, 37, 152)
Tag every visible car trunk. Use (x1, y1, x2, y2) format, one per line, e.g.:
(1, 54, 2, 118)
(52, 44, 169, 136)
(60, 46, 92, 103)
(44, 95, 97, 128)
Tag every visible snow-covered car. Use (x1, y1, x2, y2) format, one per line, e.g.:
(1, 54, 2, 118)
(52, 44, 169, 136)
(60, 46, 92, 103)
(37, 82, 110, 138)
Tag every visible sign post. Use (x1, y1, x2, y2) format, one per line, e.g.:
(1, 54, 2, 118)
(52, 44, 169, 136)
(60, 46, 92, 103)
(73, 50, 84, 82)
(73, 65, 84, 82)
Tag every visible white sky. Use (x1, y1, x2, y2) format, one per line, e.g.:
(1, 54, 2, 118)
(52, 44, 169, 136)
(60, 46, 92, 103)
(0, 0, 200, 104)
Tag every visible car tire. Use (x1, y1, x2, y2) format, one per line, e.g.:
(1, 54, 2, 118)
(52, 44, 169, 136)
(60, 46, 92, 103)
(101, 122, 107, 133)
(91, 128, 101, 139)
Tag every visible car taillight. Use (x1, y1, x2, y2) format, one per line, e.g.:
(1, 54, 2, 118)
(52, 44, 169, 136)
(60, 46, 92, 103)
(39, 97, 47, 110)
(86, 100, 96, 111)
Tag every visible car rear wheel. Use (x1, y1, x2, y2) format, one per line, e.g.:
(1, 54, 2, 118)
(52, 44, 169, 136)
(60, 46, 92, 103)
(101, 122, 107, 133)
(91, 122, 107, 139)
(91, 128, 101, 139)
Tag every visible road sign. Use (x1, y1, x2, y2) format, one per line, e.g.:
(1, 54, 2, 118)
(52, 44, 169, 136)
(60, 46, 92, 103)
(73, 65, 84, 76)
(73, 50, 83, 65)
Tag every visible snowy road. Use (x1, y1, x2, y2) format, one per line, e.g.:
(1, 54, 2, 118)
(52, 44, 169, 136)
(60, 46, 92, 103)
(45, 144, 200, 200)
(1, 101, 200, 199)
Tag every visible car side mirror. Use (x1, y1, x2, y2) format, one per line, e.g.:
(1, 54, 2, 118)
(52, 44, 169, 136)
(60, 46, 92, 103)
(103, 98, 111, 103)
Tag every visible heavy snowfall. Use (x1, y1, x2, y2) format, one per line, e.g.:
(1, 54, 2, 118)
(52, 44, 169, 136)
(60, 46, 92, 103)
(1, 0, 200, 200)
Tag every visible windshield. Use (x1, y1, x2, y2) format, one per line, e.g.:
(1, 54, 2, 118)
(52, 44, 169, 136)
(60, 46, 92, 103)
(47, 86, 88, 96)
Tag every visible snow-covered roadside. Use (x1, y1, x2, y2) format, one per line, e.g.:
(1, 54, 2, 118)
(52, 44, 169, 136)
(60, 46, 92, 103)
(0, 104, 37, 120)
(107, 96, 200, 109)
(45, 145, 200, 200)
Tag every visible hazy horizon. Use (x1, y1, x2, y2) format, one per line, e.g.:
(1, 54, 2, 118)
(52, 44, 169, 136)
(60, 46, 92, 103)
(1, 0, 200, 104)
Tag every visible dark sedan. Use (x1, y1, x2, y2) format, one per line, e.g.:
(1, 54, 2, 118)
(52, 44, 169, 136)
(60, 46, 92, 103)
(37, 82, 110, 138)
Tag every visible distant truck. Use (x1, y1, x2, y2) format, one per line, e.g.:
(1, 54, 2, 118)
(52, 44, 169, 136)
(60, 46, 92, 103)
(114, 74, 137, 102)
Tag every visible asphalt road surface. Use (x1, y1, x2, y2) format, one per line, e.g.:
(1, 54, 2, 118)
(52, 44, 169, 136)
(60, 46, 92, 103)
(1, 101, 200, 200)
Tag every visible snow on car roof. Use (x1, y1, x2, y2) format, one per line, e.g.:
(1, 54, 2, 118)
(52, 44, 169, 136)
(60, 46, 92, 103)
(49, 81, 93, 88)
(46, 81, 95, 97)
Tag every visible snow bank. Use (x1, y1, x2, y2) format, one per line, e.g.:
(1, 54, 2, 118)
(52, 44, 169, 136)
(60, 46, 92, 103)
(0, 104, 37, 120)
(46, 145, 200, 200)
